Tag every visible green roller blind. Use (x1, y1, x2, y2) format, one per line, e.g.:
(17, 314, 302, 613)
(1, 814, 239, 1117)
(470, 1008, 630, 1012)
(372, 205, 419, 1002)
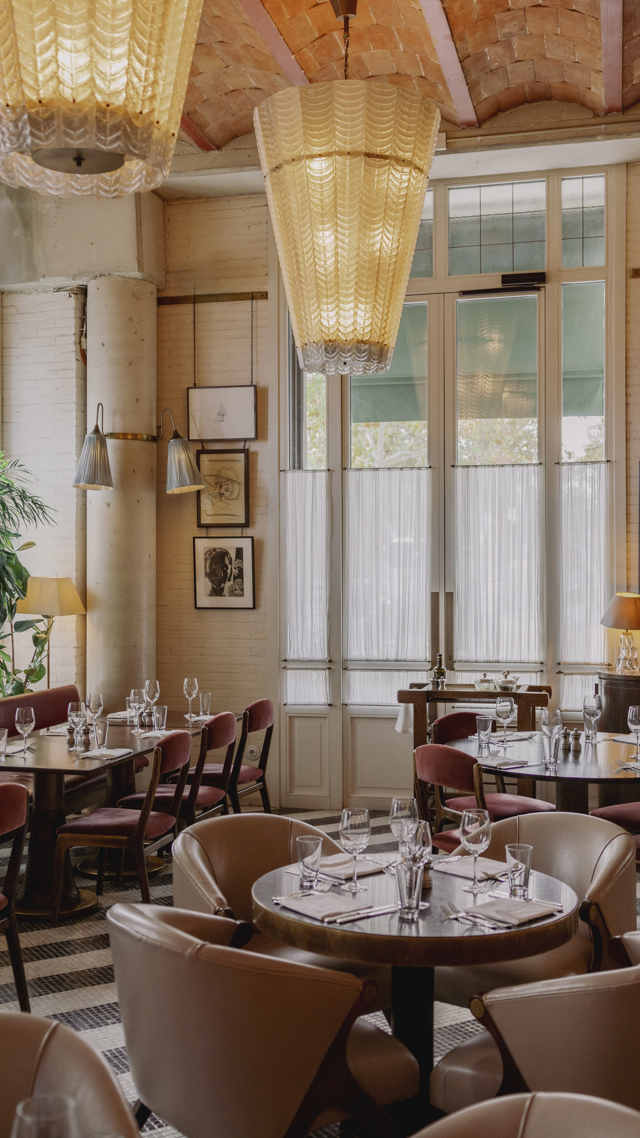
(351, 304, 427, 423)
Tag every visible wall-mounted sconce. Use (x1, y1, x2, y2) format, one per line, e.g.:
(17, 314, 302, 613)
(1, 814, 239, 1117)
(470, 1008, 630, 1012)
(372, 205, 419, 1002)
(73, 404, 203, 495)
(73, 404, 113, 490)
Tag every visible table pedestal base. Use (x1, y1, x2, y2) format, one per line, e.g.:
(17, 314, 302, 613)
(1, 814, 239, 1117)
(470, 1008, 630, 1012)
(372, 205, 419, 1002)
(555, 781, 589, 813)
(17, 770, 85, 918)
(16, 888, 97, 920)
(391, 964, 435, 1127)
(75, 853, 165, 879)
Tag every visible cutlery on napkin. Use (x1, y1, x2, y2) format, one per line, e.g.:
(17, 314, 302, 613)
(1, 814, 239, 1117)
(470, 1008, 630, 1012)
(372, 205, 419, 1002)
(140, 730, 174, 739)
(5, 741, 35, 755)
(286, 852, 396, 882)
(45, 724, 70, 735)
(486, 890, 563, 911)
(466, 897, 560, 926)
(78, 747, 133, 761)
(432, 856, 508, 881)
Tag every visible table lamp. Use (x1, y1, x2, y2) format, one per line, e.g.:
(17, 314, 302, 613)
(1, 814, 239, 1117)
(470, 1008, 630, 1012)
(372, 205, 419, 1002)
(600, 592, 640, 674)
(16, 577, 86, 688)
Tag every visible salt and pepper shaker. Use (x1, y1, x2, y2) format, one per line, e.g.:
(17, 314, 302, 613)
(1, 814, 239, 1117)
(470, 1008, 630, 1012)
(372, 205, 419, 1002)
(80, 722, 91, 749)
(66, 724, 75, 749)
(561, 728, 571, 751)
(570, 728, 582, 752)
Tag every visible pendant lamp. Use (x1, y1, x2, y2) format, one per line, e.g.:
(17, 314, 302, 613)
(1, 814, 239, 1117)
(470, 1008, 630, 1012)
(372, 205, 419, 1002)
(159, 409, 204, 495)
(254, 67, 440, 374)
(74, 404, 113, 491)
(0, 0, 204, 197)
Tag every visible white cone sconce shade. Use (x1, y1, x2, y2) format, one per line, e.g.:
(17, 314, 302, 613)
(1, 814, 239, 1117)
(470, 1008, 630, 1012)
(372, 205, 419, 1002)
(74, 404, 113, 491)
(254, 80, 440, 375)
(160, 409, 204, 495)
(0, 0, 204, 197)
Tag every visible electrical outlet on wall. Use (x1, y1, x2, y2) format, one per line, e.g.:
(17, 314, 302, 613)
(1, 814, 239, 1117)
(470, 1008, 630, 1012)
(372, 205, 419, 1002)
(246, 744, 260, 761)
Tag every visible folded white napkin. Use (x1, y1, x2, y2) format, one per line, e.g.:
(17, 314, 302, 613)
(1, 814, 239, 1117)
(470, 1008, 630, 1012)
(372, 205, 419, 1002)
(80, 747, 133, 760)
(286, 852, 396, 881)
(6, 741, 35, 756)
(472, 732, 536, 742)
(278, 893, 367, 921)
(140, 730, 173, 739)
(469, 897, 559, 926)
(613, 734, 638, 744)
(395, 704, 413, 734)
(184, 715, 211, 722)
(432, 856, 508, 881)
(618, 760, 640, 771)
(45, 724, 70, 735)
(107, 711, 131, 721)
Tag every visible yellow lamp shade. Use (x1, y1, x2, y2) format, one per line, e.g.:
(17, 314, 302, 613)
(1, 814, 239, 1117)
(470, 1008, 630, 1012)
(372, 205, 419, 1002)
(601, 592, 640, 631)
(0, 0, 204, 196)
(254, 80, 440, 375)
(16, 577, 85, 618)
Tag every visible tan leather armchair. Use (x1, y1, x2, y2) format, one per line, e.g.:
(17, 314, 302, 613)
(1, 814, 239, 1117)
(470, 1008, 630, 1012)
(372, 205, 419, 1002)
(107, 903, 419, 1138)
(0, 1011, 138, 1138)
(430, 961, 640, 1115)
(412, 1092, 640, 1138)
(436, 812, 636, 1007)
(172, 812, 392, 1009)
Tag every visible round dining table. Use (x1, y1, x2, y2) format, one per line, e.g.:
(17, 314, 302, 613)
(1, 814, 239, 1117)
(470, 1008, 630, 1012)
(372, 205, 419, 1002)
(252, 862, 578, 1119)
(450, 730, 640, 813)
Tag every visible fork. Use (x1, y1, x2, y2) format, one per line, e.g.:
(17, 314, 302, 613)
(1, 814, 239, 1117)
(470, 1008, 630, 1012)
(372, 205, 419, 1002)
(272, 881, 334, 903)
(441, 901, 500, 930)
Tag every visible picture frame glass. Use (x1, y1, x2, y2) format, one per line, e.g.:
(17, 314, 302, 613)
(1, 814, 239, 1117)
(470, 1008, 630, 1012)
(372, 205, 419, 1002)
(188, 386, 257, 441)
(194, 537, 255, 609)
(197, 450, 249, 528)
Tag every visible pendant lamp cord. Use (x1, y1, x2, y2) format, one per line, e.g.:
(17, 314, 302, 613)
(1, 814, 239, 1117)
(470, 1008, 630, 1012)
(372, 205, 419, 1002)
(193, 288, 197, 387)
(343, 16, 349, 79)
(250, 292, 254, 385)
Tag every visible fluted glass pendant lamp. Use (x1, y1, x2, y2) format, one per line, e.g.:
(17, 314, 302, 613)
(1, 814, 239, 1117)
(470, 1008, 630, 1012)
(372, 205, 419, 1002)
(254, 72, 440, 375)
(74, 404, 113, 491)
(160, 409, 204, 495)
(0, 0, 204, 197)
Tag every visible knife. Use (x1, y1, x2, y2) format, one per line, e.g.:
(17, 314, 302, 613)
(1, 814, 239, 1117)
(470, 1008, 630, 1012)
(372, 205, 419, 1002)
(324, 903, 400, 925)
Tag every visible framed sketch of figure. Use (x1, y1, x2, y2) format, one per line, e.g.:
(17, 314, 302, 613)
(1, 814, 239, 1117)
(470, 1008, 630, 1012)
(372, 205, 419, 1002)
(193, 536, 255, 609)
(188, 385, 257, 441)
(197, 449, 249, 528)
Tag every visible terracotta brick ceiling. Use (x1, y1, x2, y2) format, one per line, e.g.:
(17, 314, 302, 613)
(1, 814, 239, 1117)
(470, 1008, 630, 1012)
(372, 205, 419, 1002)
(181, 0, 636, 148)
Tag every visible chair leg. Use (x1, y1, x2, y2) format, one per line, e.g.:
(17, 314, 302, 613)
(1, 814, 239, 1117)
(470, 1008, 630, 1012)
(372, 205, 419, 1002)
(96, 847, 107, 896)
(5, 917, 30, 1012)
(229, 785, 241, 814)
(114, 848, 125, 887)
(51, 838, 71, 925)
(133, 845, 151, 904)
(259, 781, 272, 814)
(133, 1100, 152, 1128)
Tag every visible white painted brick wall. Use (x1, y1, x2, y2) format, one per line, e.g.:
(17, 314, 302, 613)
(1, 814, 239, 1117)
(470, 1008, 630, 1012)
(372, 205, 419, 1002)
(157, 194, 272, 722)
(1, 291, 86, 692)
(628, 163, 640, 591)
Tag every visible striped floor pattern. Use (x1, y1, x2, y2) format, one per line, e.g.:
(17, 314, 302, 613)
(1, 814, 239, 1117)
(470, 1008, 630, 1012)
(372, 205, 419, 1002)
(0, 809, 638, 1138)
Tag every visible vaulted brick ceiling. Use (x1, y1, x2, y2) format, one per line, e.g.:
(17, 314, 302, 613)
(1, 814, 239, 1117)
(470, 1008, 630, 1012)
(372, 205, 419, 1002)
(182, 0, 638, 149)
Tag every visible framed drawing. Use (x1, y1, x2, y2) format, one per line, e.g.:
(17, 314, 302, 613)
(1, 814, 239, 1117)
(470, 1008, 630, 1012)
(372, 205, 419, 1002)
(197, 449, 249, 528)
(188, 385, 257, 441)
(193, 536, 255, 609)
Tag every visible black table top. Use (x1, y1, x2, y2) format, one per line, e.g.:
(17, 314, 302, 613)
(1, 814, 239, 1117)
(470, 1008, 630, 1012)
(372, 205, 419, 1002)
(452, 731, 640, 784)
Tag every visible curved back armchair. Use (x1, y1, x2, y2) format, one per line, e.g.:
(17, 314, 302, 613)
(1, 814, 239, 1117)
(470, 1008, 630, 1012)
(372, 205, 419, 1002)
(414, 1092, 640, 1138)
(0, 1011, 137, 1138)
(107, 903, 418, 1138)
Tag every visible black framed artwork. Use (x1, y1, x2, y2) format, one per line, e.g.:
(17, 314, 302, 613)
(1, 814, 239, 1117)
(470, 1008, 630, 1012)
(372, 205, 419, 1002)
(187, 385, 257, 441)
(197, 449, 249, 528)
(193, 536, 255, 609)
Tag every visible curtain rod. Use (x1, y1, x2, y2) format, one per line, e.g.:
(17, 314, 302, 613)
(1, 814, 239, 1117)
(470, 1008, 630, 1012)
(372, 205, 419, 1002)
(158, 291, 267, 306)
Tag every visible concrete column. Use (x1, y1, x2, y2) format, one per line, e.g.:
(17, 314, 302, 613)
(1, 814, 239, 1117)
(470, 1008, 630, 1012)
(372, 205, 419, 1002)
(86, 277, 157, 710)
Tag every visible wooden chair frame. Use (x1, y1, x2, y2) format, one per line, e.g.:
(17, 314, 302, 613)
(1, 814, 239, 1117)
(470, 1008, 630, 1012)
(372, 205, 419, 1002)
(1, 811, 30, 1011)
(227, 709, 273, 814)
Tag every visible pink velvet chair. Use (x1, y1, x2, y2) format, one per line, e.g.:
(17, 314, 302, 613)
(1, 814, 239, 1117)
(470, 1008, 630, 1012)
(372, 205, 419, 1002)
(415, 744, 554, 853)
(0, 783, 30, 1010)
(52, 735, 191, 920)
(416, 712, 492, 825)
(590, 802, 640, 857)
(194, 700, 273, 814)
(173, 712, 238, 823)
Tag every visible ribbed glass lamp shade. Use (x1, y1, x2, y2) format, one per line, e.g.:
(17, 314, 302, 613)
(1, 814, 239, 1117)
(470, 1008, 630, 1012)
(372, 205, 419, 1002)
(254, 80, 440, 375)
(73, 426, 113, 491)
(0, 0, 204, 197)
(166, 433, 204, 495)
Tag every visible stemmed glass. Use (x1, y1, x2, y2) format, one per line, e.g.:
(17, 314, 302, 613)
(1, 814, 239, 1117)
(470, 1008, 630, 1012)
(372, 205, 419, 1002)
(129, 689, 145, 735)
(15, 708, 35, 759)
(66, 702, 86, 752)
(583, 693, 602, 743)
(541, 708, 562, 766)
(495, 697, 515, 747)
(85, 692, 103, 745)
(183, 677, 198, 722)
(339, 808, 370, 894)
(11, 1094, 79, 1138)
(460, 808, 491, 894)
(628, 706, 640, 758)
(389, 797, 418, 855)
(145, 680, 160, 709)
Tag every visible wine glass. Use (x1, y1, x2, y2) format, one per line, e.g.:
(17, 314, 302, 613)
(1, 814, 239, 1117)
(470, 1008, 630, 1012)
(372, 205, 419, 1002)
(183, 677, 198, 722)
(541, 708, 562, 765)
(129, 689, 145, 735)
(85, 692, 103, 728)
(389, 797, 418, 855)
(628, 706, 640, 758)
(66, 702, 86, 752)
(583, 693, 602, 744)
(144, 680, 160, 707)
(339, 808, 370, 894)
(11, 1094, 79, 1138)
(495, 697, 515, 747)
(460, 808, 491, 893)
(15, 707, 35, 759)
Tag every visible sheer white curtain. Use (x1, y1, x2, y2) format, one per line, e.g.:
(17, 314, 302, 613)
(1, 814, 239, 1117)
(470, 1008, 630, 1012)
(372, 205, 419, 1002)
(455, 465, 542, 663)
(345, 468, 430, 663)
(345, 670, 429, 706)
(285, 471, 329, 661)
(559, 462, 608, 710)
(284, 669, 330, 705)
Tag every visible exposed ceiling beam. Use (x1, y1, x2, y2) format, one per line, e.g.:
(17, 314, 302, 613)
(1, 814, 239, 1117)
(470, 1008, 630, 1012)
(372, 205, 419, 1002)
(417, 0, 478, 127)
(235, 0, 309, 86)
(180, 113, 217, 151)
(601, 0, 623, 114)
